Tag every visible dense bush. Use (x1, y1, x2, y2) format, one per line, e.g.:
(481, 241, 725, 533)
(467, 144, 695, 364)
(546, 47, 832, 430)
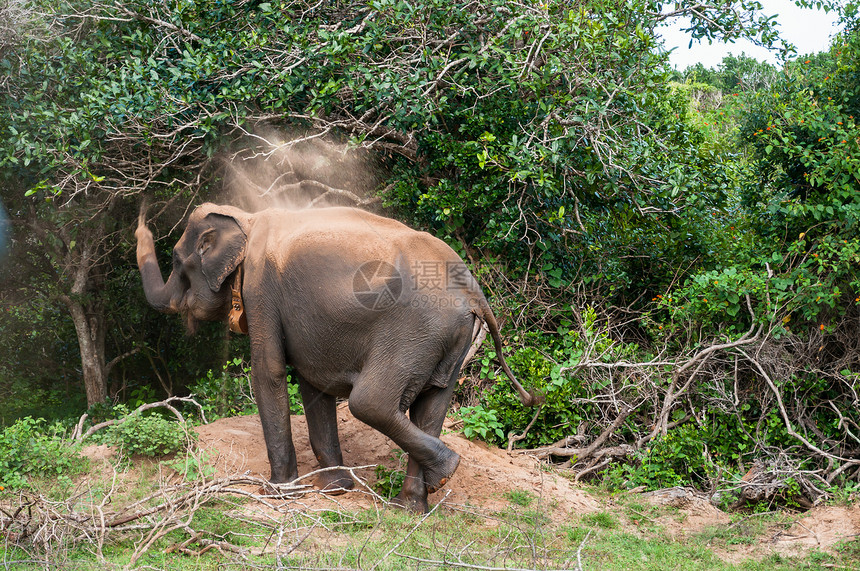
(109, 413, 190, 457)
(0, 417, 86, 488)
(475, 308, 641, 449)
(0, 0, 792, 412)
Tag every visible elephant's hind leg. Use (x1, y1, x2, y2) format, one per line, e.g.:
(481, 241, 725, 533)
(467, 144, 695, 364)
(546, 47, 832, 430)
(394, 317, 477, 512)
(393, 453, 430, 513)
(392, 382, 459, 513)
(348, 373, 460, 498)
(298, 378, 355, 494)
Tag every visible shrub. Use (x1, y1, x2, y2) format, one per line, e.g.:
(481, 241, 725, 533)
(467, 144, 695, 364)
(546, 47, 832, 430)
(373, 450, 406, 499)
(190, 357, 303, 420)
(110, 414, 190, 457)
(167, 450, 217, 481)
(604, 419, 752, 493)
(190, 358, 258, 419)
(0, 417, 86, 489)
(481, 310, 642, 449)
(459, 405, 505, 442)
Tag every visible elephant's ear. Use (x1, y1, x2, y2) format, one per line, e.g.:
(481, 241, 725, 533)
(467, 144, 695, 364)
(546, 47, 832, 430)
(196, 213, 247, 292)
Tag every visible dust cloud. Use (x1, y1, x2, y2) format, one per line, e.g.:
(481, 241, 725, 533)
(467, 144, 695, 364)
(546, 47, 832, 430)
(221, 128, 383, 213)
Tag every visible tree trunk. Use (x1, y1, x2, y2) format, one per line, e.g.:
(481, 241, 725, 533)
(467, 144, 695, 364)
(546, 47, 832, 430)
(22, 200, 124, 410)
(67, 299, 108, 407)
(59, 238, 109, 408)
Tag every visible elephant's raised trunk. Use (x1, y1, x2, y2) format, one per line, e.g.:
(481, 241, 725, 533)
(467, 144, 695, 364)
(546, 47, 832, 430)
(136, 205, 180, 313)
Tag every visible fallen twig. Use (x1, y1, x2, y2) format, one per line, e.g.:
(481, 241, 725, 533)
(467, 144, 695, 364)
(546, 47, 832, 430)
(575, 528, 592, 571)
(516, 405, 632, 459)
(371, 490, 451, 570)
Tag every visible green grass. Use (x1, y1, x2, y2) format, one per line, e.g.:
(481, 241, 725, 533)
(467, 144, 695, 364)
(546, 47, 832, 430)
(504, 488, 536, 507)
(4, 460, 860, 570)
(582, 510, 620, 529)
(695, 512, 787, 547)
(4, 501, 857, 570)
(578, 529, 722, 569)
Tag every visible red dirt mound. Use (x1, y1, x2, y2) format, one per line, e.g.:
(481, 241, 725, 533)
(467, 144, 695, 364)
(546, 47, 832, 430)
(193, 403, 599, 518)
(79, 407, 860, 564)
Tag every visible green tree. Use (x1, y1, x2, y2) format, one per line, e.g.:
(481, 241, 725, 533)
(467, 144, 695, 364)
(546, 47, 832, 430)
(683, 54, 778, 93)
(737, 28, 860, 327)
(718, 53, 779, 92)
(0, 0, 807, 411)
(644, 21, 860, 495)
(0, 2, 197, 405)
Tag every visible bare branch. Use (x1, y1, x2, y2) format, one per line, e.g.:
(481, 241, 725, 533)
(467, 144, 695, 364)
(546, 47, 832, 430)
(75, 396, 207, 442)
(506, 404, 543, 452)
(737, 347, 860, 467)
(517, 405, 632, 459)
(112, 2, 203, 43)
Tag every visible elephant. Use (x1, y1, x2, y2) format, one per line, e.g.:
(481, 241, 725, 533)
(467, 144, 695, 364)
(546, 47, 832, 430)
(135, 202, 537, 512)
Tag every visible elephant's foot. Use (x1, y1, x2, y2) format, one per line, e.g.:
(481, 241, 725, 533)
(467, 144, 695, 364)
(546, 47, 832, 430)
(315, 468, 355, 496)
(391, 489, 429, 513)
(423, 448, 460, 494)
(268, 467, 299, 485)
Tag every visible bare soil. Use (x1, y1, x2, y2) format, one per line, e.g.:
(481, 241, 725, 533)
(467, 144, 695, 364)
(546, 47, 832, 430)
(82, 405, 860, 564)
(638, 487, 860, 563)
(192, 403, 600, 519)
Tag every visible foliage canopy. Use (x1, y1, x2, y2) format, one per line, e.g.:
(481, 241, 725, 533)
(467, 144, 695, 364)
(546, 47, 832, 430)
(0, 0, 858, 504)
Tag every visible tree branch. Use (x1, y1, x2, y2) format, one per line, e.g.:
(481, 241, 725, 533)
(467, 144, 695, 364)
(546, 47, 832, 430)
(113, 3, 202, 43)
(516, 405, 632, 459)
(74, 396, 207, 441)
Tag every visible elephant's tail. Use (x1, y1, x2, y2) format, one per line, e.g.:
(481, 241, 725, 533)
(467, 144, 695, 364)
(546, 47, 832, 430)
(474, 297, 543, 407)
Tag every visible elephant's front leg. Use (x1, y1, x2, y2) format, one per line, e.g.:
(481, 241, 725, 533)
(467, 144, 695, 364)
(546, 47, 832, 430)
(297, 377, 355, 494)
(250, 334, 297, 484)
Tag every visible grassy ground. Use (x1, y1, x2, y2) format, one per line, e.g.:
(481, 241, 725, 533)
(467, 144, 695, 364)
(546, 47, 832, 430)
(3, 466, 860, 571)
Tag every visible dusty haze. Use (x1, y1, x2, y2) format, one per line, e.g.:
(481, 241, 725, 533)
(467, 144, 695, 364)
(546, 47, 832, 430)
(221, 128, 383, 213)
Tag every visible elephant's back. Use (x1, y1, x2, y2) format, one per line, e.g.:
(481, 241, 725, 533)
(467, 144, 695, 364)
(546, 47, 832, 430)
(249, 206, 480, 316)
(255, 206, 458, 266)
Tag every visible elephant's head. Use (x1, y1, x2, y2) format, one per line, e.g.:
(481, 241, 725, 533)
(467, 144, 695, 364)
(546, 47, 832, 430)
(135, 203, 252, 333)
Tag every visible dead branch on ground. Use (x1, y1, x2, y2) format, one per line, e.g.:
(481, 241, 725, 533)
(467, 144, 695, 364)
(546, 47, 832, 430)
(499, 292, 860, 500)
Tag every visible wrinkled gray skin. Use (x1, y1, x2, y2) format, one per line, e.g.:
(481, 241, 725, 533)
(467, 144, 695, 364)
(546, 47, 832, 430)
(136, 203, 536, 512)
